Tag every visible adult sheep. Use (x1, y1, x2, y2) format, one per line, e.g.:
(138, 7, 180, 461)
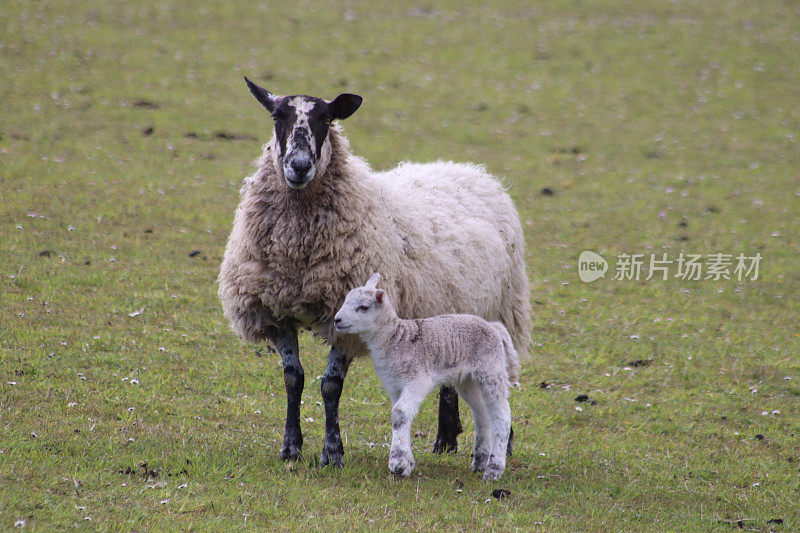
(218, 77, 532, 467)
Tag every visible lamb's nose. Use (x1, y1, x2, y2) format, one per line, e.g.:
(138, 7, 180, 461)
(291, 158, 312, 176)
(333, 317, 342, 326)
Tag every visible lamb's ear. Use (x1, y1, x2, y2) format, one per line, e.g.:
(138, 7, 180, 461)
(244, 76, 279, 112)
(365, 272, 382, 289)
(374, 289, 385, 305)
(327, 93, 362, 120)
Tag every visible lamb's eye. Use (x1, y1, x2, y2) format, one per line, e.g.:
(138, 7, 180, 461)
(356, 305, 370, 312)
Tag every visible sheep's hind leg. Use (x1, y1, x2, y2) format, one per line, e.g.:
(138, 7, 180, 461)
(320, 345, 352, 467)
(481, 383, 511, 481)
(275, 325, 303, 461)
(432, 386, 463, 454)
(454, 380, 492, 473)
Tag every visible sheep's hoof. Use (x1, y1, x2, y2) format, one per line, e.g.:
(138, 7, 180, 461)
(280, 443, 302, 462)
(433, 387, 462, 454)
(482, 465, 504, 482)
(432, 433, 459, 454)
(320, 444, 344, 468)
(389, 449, 415, 477)
(483, 459, 506, 481)
(471, 451, 489, 472)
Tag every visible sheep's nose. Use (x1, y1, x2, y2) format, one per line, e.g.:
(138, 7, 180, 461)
(333, 317, 342, 326)
(291, 158, 312, 176)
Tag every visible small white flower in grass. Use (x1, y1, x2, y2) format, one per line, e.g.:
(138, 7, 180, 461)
(575, 406, 583, 412)
(752, 482, 760, 487)
(254, 410, 261, 414)
(128, 307, 144, 317)
(784, 376, 791, 380)
(761, 411, 768, 416)
(84, 516, 92, 521)
(305, 417, 315, 422)
(158, 347, 165, 352)
(16, 224, 22, 230)
(178, 483, 188, 489)
(130, 378, 139, 385)
(14, 518, 26, 527)
(68, 225, 77, 232)
(160, 500, 168, 505)
(127, 407, 135, 412)
(68, 402, 76, 407)
(630, 335, 639, 339)
(8, 381, 17, 386)
(772, 410, 780, 415)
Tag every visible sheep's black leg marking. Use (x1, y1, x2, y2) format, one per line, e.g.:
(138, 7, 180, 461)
(275, 326, 303, 461)
(320, 345, 351, 467)
(507, 425, 514, 457)
(432, 386, 462, 454)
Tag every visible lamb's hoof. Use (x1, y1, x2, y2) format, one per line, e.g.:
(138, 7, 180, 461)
(320, 442, 344, 467)
(482, 462, 504, 481)
(471, 451, 489, 472)
(432, 433, 458, 454)
(389, 449, 415, 477)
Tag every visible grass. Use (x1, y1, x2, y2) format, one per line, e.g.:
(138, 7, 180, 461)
(1, 0, 799, 530)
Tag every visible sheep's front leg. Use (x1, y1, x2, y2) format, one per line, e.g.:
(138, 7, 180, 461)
(432, 386, 463, 454)
(275, 325, 303, 461)
(389, 380, 432, 477)
(320, 345, 352, 467)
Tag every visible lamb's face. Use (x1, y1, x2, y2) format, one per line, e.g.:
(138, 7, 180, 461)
(244, 77, 362, 190)
(333, 288, 385, 335)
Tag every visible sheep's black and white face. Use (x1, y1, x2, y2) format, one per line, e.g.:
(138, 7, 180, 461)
(244, 77, 362, 190)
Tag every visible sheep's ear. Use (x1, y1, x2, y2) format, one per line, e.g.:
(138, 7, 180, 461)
(365, 272, 381, 289)
(244, 76, 279, 112)
(327, 93, 362, 120)
(374, 289, 385, 305)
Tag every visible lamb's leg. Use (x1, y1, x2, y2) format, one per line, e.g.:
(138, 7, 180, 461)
(432, 386, 462, 454)
(482, 382, 511, 481)
(275, 325, 303, 461)
(320, 345, 352, 467)
(389, 379, 432, 477)
(455, 380, 492, 473)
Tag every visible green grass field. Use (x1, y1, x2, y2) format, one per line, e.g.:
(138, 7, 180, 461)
(2, 0, 799, 530)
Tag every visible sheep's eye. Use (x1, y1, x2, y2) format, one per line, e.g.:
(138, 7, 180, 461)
(356, 305, 370, 312)
(324, 118, 332, 125)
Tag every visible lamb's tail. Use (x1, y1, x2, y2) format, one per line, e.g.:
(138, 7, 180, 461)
(491, 322, 521, 386)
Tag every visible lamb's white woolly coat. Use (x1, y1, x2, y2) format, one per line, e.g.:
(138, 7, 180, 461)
(218, 125, 531, 358)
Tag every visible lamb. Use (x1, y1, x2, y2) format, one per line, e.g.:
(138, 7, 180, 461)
(334, 273, 520, 481)
(218, 77, 532, 467)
